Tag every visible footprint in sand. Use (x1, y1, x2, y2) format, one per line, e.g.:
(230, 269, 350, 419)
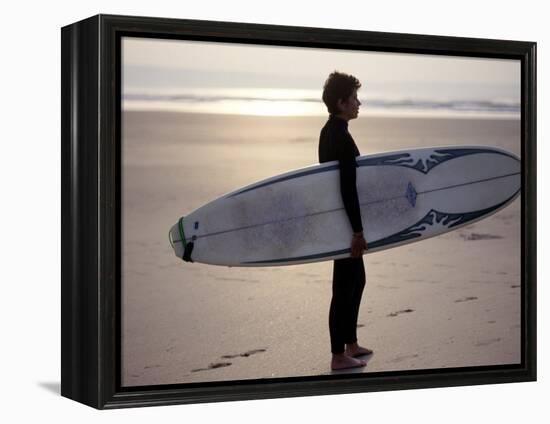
(460, 233, 503, 241)
(297, 272, 318, 278)
(215, 277, 259, 283)
(191, 362, 232, 372)
(387, 309, 414, 317)
(377, 284, 400, 290)
(454, 296, 478, 303)
(310, 279, 329, 284)
(143, 364, 162, 370)
(474, 338, 501, 347)
(495, 213, 514, 221)
(389, 354, 419, 363)
(289, 137, 310, 143)
(221, 349, 267, 359)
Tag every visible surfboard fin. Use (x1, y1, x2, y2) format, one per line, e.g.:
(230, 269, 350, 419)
(177, 216, 195, 262)
(183, 241, 194, 262)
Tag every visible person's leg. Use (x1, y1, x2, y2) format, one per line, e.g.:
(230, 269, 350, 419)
(343, 258, 372, 357)
(330, 259, 366, 370)
(344, 258, 365, 345)
(329, 258, 353, 353)
(328, 297, 344, 354)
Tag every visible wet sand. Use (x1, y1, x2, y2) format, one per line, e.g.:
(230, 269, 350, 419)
(121, 111, 521, 386)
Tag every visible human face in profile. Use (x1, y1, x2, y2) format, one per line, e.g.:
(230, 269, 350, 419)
(336, 89, 361, 121)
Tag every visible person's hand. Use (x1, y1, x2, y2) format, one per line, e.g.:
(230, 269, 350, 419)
(350, 231, 368, 258)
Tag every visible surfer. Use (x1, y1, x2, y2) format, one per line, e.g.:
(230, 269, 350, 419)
(319, 71, 372, 370)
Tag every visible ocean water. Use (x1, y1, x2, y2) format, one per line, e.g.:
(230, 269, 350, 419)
(122, 84, 520, 119)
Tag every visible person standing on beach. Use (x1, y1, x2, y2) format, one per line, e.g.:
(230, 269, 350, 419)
(319, 71, 372, 370)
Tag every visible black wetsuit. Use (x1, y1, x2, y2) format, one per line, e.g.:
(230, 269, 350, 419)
(318, 114, 366, 354)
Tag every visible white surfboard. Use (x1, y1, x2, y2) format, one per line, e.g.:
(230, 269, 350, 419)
(169, 146, 520, 267)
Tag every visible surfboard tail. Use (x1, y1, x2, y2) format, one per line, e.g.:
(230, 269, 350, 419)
(169, 220, 185, 259)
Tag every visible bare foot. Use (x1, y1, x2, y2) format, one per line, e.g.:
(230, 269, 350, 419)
(345, 343, 373, 358)
(331, 353, 367, 370)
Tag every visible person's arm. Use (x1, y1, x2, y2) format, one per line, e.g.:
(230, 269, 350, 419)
(336, 136, 367, 257)
(337, 137, 362, 233)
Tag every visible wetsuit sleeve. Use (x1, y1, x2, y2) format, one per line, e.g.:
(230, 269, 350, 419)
(336, 136, 363, 233)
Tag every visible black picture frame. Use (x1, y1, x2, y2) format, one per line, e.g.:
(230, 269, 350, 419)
(61, 14, 536, 409)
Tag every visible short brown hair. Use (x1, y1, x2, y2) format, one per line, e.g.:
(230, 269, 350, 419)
(322, 71, 361, 115)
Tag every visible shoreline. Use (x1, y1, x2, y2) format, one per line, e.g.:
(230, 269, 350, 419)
(123, 107, 521, 121)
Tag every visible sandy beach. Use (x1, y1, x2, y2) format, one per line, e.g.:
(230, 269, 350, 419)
(121, 111, 521, 386)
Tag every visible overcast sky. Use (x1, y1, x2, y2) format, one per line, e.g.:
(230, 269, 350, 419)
(123, 36, 520, 90)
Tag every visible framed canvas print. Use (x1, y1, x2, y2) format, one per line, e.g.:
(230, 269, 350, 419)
(61, 14, 536, 409)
